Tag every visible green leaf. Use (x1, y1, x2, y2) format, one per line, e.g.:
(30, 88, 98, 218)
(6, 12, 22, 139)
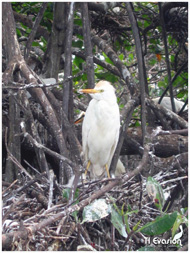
(62, 188, 70, 200)
(146, 177, 165, 211)
(72, 40, 83, 48)
(125, 45, 131, 51)
(63, 188, 80, 222)
(144, 20, 150, 28)
(41, 36, 47, 45)
(102, 52, 114, 65)
(16, 28, 22, 37)
(111, 206, 128, 238)
(62, 188, 79, 201)
(158, 81, 166, 88)
(81, 199, 111, 224)
(32, 41, 40, 47)
(172, 213, 188, 238)
(135, 121, 141, 127)
(74, 18, 82, 26)
(172, 215, 183, 239)
(149, 58, 157, 66)
(128, 53, 134, 61)
(133, 219, 141, 231)
(73, 56, 85, 70)
(138, 211, 178, 235)
(119, 54, 124, 61)
(170, 55, 175, 63)
(95, 72, 118, 83)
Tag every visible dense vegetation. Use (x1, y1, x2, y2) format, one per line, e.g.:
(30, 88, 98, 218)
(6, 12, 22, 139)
(2, 2, 188, 251)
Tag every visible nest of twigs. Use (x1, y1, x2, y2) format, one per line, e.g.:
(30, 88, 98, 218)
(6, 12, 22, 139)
(2, 159, 188, 251)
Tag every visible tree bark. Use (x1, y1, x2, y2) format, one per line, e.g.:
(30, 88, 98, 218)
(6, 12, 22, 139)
(126, 2, 147, 146)
(43, 3, 66, 79)
(121, 127, 188, 158)
(81, 2, 95, 89)
(62, 2, 75, 119)
(3, 3, 21, 182)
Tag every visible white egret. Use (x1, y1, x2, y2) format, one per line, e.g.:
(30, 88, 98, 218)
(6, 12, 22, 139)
(74, 111, 125, 177)
(80, 80, 120, 179)
(153, 97, 187, 113)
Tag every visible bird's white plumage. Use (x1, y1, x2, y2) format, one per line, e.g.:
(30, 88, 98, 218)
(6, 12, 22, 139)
(153, 97, 187, 112)
(82, 81, 120, 179)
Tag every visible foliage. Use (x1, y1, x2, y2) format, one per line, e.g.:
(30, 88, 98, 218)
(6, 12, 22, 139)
(2, 2, 188, 251)
(11, 2, 187, 102)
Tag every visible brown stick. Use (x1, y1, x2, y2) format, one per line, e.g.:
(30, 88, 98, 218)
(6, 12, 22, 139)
(2, 144, 150, 249)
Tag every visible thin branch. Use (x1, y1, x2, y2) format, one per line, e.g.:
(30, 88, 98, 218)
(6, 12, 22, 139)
(62, 2, 75, 117)
(159, 3, 176, 112)
(72, 50, 121, 77)
(146, 98, 188, 129)
(110, 98, 138, 175)
(2, 142, 150, 248)
(158, 60, 188, 105)
(24, 3, 48, 59)
(2, 68, 86, 90)
(73, 26, 137, 96)
(5, 127, 43, 191)
(20, 122, 82, 175)
(81, 2, 95, 89)
(126, 2, 147, 146)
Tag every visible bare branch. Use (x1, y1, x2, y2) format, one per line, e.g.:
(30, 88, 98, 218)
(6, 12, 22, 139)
(81, 2, 95, 88)
(24, 3, 48, 59)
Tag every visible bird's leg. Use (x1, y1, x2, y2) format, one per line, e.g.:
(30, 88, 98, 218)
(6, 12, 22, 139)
(105, 164, 110, 178)
(84, 160, 91, 175)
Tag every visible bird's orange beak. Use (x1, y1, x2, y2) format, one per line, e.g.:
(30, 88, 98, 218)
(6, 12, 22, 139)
(74, 114, 85, 124)
(79, 89, 103, 94)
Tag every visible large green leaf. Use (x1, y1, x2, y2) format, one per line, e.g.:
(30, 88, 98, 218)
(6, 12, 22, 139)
(138, 212, 178, 235)
(172, 212, 188, 239)
(146, 176, 165, 211)
(111, 207, 128, 238)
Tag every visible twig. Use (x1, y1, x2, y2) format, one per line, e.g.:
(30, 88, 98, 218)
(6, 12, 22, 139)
(146, 98, 188, 128)
(159, 60, 188, 105)
(56, 216, 67, 235)
(20, 123, 83, 175)
(5, 128, 42, 191)
(126, 2, 147, 146)
(111, 224, 115, 251)
(110, 98, 138, 175)
(2, 179, 18, 195)
(48, 170, 55, 209)
(159, 3, 175, 113)
(2, 68, 86, 90)
(24, 3, 48, 59)
(157, 128, 188, 136)
(160, 176, 188, 185)
(2, 142, 150, 248)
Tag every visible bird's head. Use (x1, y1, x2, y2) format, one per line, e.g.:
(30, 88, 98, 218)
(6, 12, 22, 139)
(79, 80, 117, 102)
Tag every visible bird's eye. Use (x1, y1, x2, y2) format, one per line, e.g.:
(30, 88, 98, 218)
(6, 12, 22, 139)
(100, 89, 104, 93)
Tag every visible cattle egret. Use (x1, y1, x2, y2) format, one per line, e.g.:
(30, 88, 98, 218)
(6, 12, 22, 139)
(74, 112, 125, 177)
(80, 80, 120, 179)
(153, 97, 187, 113)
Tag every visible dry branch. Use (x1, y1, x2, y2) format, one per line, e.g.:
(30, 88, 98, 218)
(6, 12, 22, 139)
(2, 143, 150, 249)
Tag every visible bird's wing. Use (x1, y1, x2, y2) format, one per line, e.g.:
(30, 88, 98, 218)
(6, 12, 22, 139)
(107, 123, 120, 168)
(82, 100, 95, 161)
